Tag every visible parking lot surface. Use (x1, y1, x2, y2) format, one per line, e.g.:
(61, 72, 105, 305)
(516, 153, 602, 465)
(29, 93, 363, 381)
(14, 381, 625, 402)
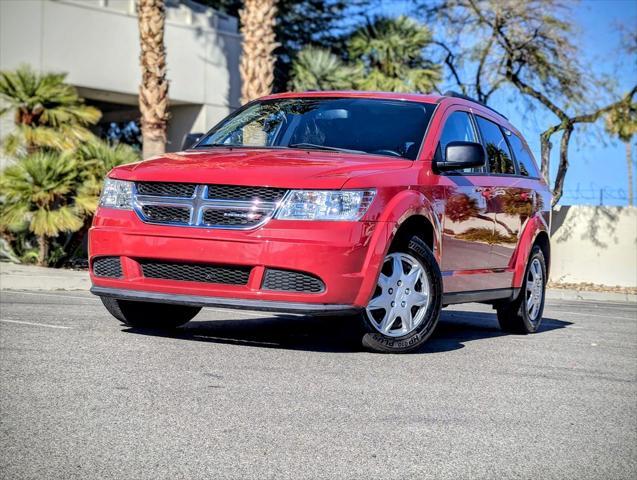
(1, 290, 635, 480)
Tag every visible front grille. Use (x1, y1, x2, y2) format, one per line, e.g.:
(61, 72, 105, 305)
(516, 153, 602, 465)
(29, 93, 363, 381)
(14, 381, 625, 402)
(262, 269, 325, 293)
(206, 185, 287, 202)
(137, 182, 196, 198)
(93, 257, 122, 278)
(141, 260, 251, 285)
(202, 208, 270, 227)
(141, 205, 191, 223)
(133, 182, 288, 229)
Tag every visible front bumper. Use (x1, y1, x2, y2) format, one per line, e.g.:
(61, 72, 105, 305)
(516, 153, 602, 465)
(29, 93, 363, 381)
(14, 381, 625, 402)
(89, 208, 391, 311)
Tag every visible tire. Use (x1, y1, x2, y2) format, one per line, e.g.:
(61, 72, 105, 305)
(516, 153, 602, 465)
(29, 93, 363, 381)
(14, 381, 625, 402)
(497, 245, 547, 334)
(360, 235, 443, 353)
(100, 297, 201, 329)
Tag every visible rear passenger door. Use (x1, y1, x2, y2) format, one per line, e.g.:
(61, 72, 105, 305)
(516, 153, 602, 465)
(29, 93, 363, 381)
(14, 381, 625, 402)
(474, 116, 534, 270)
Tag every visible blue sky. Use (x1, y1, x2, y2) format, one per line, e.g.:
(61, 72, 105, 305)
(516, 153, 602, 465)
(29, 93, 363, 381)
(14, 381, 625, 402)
(374, 0, 637, 205)
(517, 0, 636, 206)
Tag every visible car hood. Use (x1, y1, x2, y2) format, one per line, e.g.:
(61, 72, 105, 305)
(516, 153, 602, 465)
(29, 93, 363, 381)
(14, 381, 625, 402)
(109, 148, 412, 189)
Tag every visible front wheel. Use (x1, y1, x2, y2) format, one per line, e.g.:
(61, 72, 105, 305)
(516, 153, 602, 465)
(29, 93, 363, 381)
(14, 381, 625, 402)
(360, 235, 443, 353)
(496, 245, 547, 333)
(100, 297, 201, 329)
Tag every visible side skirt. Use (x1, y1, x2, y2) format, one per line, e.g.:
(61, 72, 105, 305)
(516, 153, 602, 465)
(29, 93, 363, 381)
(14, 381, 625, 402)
(443, 288, 519, 306)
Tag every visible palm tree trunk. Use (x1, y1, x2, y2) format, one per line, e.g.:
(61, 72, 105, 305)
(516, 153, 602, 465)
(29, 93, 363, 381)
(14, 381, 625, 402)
(137, 0, 169, 159)
(37, 235, 48, 267)
(239, 0, 278, 104)
(626, 140, 634, 206)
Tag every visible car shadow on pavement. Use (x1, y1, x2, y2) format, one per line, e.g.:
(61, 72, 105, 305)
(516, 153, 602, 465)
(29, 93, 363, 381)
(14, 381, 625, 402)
(124, 309, 572, 354)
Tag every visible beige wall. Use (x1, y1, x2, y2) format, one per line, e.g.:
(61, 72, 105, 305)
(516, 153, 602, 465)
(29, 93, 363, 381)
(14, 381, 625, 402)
(550, 206, 637, 287)
(0, 0, 241, 152)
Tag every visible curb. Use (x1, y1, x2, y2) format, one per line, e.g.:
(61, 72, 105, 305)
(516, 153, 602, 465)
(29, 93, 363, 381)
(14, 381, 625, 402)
(546, 288, 636, 304)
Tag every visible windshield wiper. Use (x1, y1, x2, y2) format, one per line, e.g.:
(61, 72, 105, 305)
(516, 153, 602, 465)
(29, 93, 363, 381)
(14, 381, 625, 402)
(288, 143, 366, 154)
(195, 143, 233, 148)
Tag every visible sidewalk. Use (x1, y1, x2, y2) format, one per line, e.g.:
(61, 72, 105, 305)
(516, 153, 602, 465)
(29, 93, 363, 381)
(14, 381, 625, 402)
(1, 262, 635, 303)
(0, 262, 90, 291)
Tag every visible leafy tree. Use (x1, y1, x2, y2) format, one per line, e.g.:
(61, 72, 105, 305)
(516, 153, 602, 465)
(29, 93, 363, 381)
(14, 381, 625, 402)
(137, 0, 169, 158)
(239, 0, 279, 103)
(289, 46, 360, 91)
(0, 152, 83, 266)
(348, 16, 440, 93)
(421, 0, 637, 205)
(605, 100, 637, 206)
(0, 66, 100, 155)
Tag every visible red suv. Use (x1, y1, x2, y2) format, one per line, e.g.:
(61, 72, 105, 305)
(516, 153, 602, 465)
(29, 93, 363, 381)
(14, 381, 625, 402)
(90, 91, 551, 353)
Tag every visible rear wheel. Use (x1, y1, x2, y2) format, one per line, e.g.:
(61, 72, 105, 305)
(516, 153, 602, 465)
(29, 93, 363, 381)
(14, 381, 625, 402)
(360, 235, 442, 353)
(497, 245, 547, 333)
(100, 297, 201, 329)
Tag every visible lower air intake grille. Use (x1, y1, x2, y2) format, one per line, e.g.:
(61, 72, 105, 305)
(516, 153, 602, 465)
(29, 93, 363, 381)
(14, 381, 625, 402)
(93, 257, 122, 278)
(141, 261, 251, 285)
(262, 269, 325, 293)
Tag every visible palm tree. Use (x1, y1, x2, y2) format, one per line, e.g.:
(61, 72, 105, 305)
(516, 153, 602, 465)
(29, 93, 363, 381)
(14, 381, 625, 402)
(289, 46, 362, 92)
(605, 100, 636, 205)
(0, 151, 84, 266)
(51, 139, 140, 265)
(74, 139, 140, 215)
(0, 66, 100, 156)
(348, 16, 440, 93)
(239, 0, 278, 104)
(137, 0, 169, 159)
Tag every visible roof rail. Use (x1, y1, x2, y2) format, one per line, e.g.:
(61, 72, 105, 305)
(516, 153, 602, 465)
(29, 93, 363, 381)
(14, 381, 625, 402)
(442, 91, 508, 120)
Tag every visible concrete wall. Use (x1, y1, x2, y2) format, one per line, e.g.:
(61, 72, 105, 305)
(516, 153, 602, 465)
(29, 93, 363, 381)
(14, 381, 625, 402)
(550, 206, 637, 287)
(0, 0, 241, 152)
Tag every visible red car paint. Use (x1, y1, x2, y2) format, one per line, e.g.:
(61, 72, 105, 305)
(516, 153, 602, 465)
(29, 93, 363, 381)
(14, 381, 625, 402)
(89, 91, 551, 310)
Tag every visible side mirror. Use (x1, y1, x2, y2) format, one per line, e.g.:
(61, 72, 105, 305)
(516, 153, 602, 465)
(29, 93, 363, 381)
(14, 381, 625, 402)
(182, 132, 204, 150)
(436, 141, 485, 172)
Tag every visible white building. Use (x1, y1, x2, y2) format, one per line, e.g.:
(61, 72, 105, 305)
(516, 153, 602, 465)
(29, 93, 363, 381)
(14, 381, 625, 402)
(0, 0, 241, 153)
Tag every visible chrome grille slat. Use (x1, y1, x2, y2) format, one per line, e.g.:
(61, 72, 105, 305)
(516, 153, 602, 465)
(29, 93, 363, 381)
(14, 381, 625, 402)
(133, 183, 287, 229)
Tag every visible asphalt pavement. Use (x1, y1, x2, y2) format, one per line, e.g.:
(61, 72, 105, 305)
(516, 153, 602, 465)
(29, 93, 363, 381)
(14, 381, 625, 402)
(0, 290, 635, 480)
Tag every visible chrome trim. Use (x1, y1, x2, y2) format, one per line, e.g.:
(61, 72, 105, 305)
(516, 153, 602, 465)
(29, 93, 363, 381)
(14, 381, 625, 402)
(132, 183, 288, 230)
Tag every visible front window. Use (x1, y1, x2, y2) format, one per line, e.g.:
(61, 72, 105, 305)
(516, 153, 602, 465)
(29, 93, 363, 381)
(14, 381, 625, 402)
(196, 98, 436, 160)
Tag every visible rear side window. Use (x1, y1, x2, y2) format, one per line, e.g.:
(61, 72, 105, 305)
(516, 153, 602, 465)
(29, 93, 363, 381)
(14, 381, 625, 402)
(475, 116, 515, 175)
(508, 133, 540, 177)
(438, 111, 481, 173)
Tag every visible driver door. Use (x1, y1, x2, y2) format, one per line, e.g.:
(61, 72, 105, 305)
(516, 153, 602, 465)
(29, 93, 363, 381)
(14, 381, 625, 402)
(438, 110, 496, 292)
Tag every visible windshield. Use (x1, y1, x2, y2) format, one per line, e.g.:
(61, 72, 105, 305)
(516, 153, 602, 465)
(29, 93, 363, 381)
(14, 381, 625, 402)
(196, 97, 436, 160)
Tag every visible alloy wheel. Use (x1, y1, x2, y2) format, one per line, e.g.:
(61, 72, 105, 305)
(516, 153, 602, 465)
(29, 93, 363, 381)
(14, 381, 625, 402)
(526, 258, 544, 323)
(365, 252, 431, 337)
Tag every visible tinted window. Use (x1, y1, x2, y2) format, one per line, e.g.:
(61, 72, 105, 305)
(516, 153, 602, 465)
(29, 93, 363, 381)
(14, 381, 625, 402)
(197, 98, 436, 160)
(508, 133, 540, 177)
(438, 111, 481, 173)
(475, 116, 515, 175)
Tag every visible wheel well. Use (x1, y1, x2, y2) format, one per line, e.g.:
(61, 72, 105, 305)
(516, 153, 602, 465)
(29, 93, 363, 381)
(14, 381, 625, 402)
(534, 231, 551, 274)
(391, 216, 434, 252)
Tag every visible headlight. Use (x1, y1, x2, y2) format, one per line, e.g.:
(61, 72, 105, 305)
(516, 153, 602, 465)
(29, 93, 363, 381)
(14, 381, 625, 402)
(275, 190, 375, 221)
(99, 178, 133, 209)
